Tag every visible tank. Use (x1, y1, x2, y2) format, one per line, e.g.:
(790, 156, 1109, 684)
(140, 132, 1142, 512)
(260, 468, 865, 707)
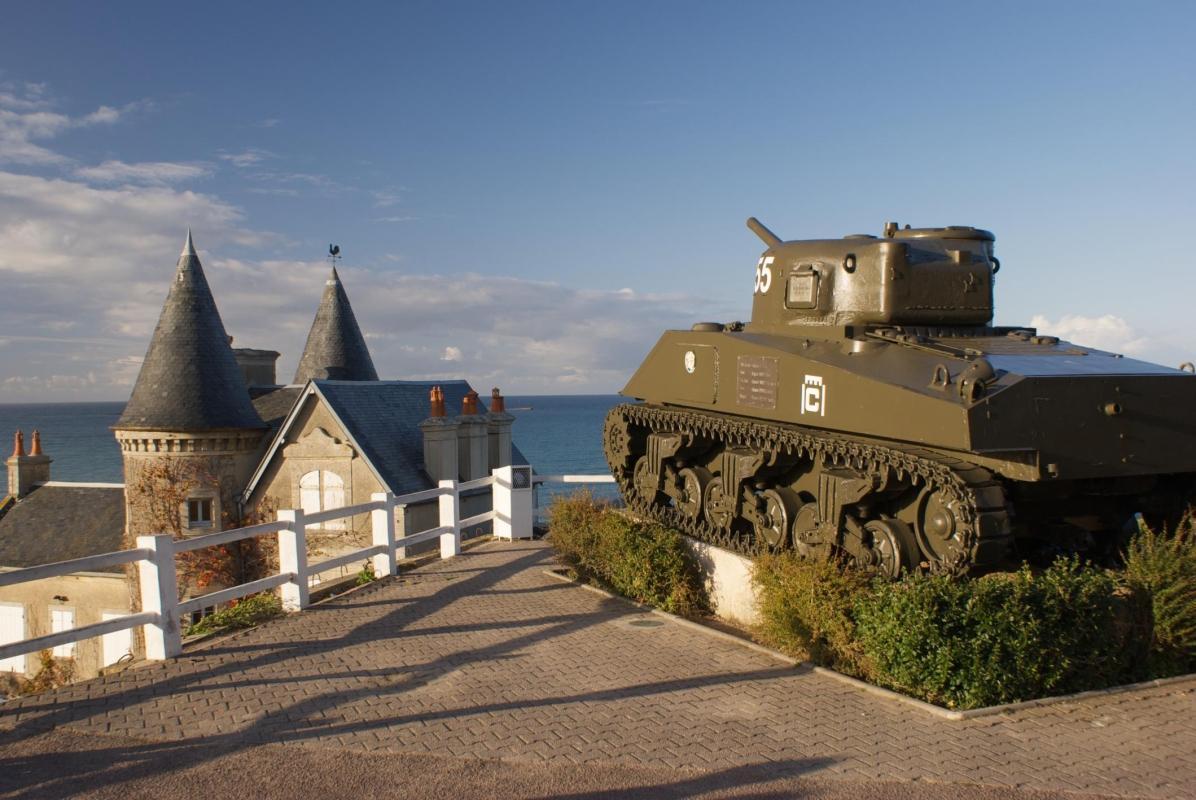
(603, 218, 1196, 575)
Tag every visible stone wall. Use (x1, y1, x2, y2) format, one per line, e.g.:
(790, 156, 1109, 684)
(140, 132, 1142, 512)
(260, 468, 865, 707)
(0, 572, 133, 679)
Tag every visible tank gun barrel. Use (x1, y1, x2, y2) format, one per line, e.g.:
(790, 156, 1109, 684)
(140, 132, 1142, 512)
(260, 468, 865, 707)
(746, 217, 783, 249)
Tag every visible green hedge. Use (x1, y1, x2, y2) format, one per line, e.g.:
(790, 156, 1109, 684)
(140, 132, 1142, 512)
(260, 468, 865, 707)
(754, 519, 1196, 710)
(548, 492, 708, 616)
(753, 551, 872, 676)
(853, 561, 1150, 708)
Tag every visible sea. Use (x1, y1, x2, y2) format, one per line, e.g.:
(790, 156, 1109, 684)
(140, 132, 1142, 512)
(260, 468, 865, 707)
(0, 394, 625, 514)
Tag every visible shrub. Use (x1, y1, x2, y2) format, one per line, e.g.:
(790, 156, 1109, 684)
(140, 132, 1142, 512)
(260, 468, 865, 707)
(355, 561, 378, 586)
(752, 551, 875, 677)
(853, 559, 1148, 709)
(1122, 515, 1196, 674)
(548, 492, 708, 616)
(184, 592, 284, 637)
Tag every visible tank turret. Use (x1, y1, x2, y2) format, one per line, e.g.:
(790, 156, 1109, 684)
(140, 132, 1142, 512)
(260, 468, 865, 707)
(746, 218, 997, 331)
(605, 219, 1196, 576)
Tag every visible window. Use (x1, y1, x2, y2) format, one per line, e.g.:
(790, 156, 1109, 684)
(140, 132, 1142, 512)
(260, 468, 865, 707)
(299, 470, 346, 530)
(50, 607, 75, 658)
(187, 498, 213, 529)
(0, 603, 25, 673)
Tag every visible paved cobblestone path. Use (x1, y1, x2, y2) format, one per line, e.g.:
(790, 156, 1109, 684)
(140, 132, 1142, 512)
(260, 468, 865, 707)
(2, 540, 1194, 798)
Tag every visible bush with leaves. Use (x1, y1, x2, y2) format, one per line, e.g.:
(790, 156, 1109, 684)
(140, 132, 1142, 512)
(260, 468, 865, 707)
(752, 551, 875, 677)
(853, 559, 1149, 709)
(184, 592, 283, 637)
(0, 650, 76, 700)
(1122, 515, 1196, 674)
(548, 492, 708, 616)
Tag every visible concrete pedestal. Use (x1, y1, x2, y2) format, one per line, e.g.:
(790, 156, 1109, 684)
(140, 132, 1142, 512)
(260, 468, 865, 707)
(684, 537, 761, 627)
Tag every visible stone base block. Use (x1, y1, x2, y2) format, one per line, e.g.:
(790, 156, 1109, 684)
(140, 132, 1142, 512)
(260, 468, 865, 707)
(684, 537, 760, 627)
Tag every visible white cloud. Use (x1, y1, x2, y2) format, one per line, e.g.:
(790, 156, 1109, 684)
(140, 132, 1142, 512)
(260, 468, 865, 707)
(254, 118, 281, 128)
(1028, 313, 1153, 356)
(218, 148, 275, 167)
(0, 84, 729, 400)
(0, 87, 127, 165)
(74, 159, 210, 185)
(372, 189, 402, 207)
(81, 105, 121, 125)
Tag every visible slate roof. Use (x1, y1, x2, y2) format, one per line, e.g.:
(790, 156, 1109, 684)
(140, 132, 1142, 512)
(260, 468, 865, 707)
(0, 486, 125, 572)
(251, 386, 303, 434)
(246, 380, 528, 498)
(293, 267, 379, 383)
(116, 232, 265, 432)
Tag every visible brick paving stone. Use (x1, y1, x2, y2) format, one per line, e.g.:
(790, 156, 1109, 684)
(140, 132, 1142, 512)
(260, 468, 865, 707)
(2, 538, 1194, 797)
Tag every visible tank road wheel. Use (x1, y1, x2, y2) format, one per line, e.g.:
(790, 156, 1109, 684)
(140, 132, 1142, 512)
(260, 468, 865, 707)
(790, 502, 821, 558)
(755, 488, 799, 550)
(703, 476, 736, 532)
(633, 456, 664, 507)
(915, 487, 966, 566)
(676, 467, 711, 521)
(864, 518, 919, 579)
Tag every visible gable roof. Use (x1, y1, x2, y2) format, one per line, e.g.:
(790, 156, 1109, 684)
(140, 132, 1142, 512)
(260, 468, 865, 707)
(0, 486, 125, 572)
(116, 232, 265, 432)
(251, 386, 304, 434)
(243, 380, 527, 501)
(293, 267, 379, 383)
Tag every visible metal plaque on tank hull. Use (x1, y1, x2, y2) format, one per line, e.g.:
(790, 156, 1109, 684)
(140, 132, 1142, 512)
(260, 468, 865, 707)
(736, 355, 778, 409)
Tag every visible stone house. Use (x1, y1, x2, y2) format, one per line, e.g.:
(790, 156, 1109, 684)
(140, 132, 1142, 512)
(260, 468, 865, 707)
(0, 434, 133, 679)
(0, 233, 524, 680)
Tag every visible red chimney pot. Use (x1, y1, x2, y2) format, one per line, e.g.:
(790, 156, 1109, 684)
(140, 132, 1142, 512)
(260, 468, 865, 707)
(30, 430, 42, 456)
(11, 430, 24, 458)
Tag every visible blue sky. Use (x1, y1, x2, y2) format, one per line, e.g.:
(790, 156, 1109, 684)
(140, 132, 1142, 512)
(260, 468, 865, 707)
(1, 1, 1194, 399)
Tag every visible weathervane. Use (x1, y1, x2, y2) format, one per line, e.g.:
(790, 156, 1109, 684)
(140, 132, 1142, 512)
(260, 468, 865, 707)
(328, 243, 341, 268)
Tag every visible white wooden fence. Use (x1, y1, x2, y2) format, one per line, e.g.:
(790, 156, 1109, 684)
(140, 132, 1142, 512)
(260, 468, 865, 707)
(0, 465, 551, 665)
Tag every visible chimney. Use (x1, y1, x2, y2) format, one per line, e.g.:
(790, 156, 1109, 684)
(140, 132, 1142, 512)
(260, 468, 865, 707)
(232, 348, 281, 387)
(487, 387, 515, 470)
(7, 429, 52, 499)
(419, 387, 459, 483)
(456, 389, 490, 481)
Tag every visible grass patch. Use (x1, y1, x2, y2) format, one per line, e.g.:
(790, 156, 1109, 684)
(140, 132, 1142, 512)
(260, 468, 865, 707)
(184, 592, 284, 637)
(548, 491, 708, 616)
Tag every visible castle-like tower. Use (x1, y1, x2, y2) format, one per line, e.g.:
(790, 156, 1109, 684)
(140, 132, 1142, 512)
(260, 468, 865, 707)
(113, 232, 266, 540)
(293, 266, 378, 382)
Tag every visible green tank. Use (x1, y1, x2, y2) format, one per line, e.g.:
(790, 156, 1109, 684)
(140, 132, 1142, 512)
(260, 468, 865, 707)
(603, 218, 1196, 575)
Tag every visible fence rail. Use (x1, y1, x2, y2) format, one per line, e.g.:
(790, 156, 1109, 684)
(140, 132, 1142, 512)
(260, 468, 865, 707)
(0, 466, 616, 668)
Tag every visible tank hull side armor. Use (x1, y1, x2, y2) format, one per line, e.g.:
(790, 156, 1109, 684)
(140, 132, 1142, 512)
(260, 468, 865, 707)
(605, 220, 1196, 575)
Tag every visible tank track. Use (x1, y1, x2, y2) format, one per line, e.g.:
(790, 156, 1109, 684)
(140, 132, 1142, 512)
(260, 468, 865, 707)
(605, 403, 1012, 574)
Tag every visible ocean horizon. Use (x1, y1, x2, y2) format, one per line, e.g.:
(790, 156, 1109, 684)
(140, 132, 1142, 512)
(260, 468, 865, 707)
(0, 395, 624, 507)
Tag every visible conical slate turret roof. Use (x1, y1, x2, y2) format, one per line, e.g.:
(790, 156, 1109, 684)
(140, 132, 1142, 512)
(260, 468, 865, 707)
(115, 232, 265, 432)
(293, 266, 379, 383)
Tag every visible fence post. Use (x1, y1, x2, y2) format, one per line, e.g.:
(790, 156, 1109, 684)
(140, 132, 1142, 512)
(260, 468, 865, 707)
(493, 465, 534, 540)
(276, 508, 309, 611)
(438, 480, 461, 558)
(370, 492, 397, 578)
(394, 503, 407, 562)
(136, 533, 181, 660)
